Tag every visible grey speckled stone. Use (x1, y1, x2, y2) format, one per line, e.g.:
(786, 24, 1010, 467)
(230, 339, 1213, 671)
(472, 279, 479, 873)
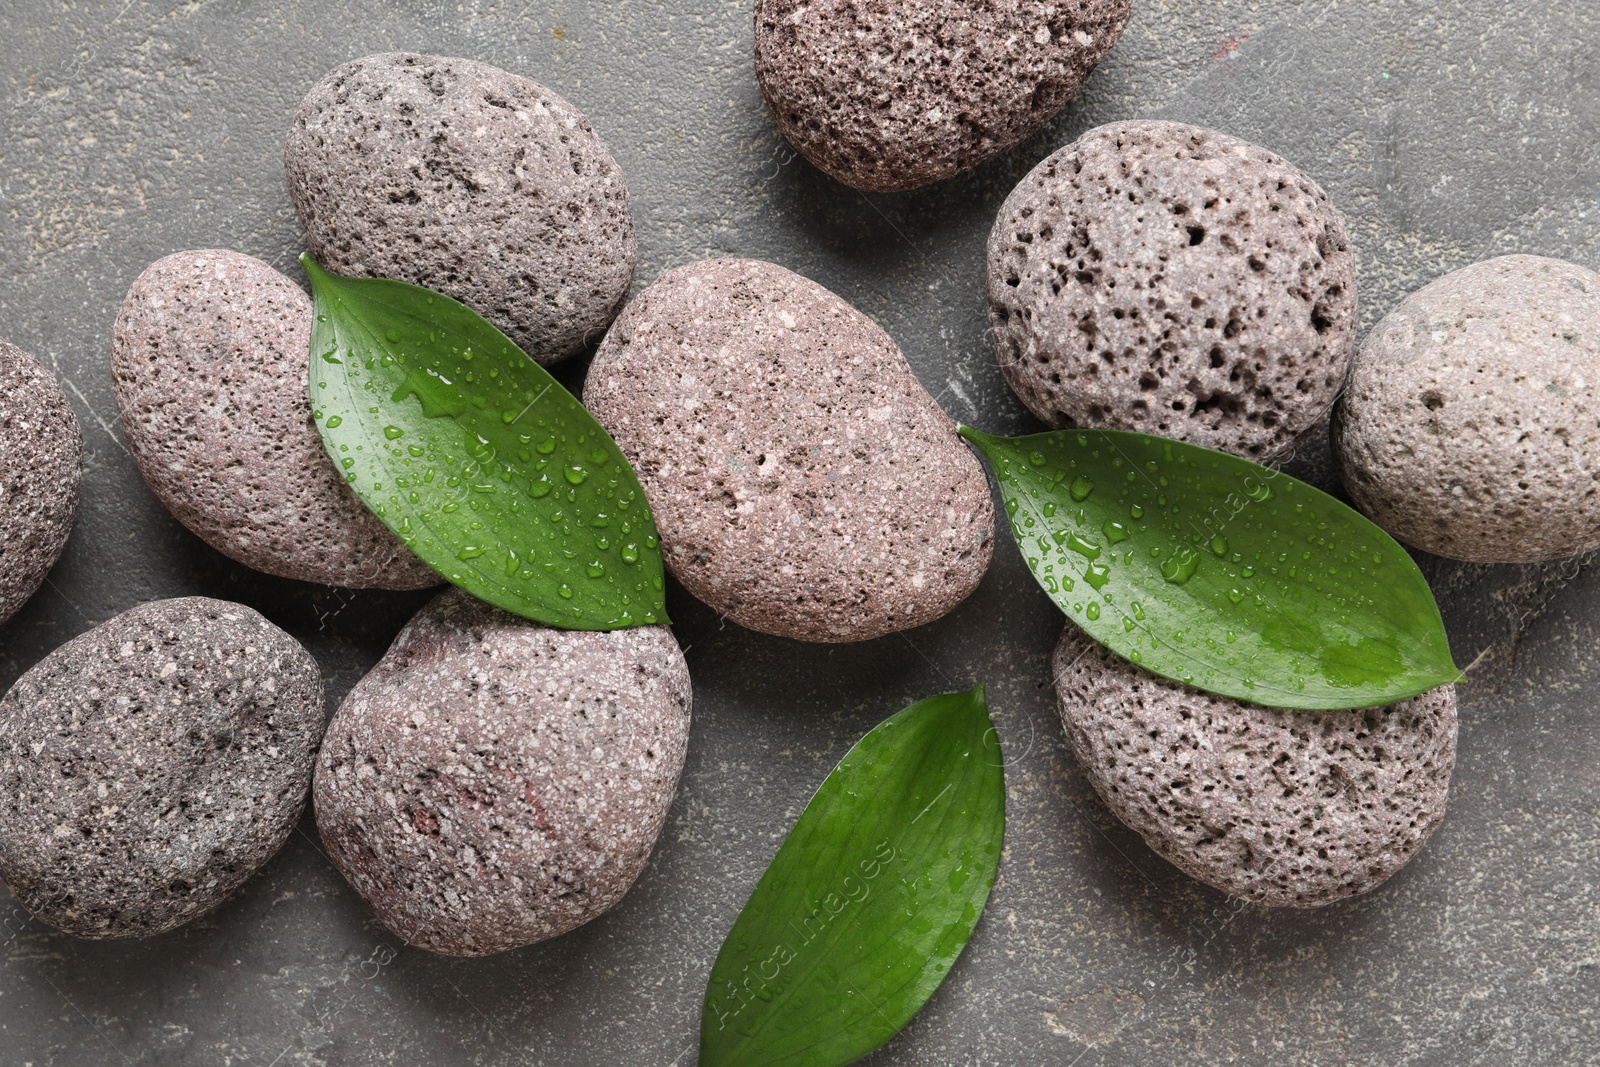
(313, 589, 691, 957)
(585, 258, 994, 643)
(754, 0, 1131, 192)
(112, 249, 439, 590)
(0, 339, 81, 626)
(0, 597, 324, 939)
(988, 120, 1358, 462)
(284, 52, 637, 366)
(1335, 254, 1600, 563)
(1053, 625, 1457, 907)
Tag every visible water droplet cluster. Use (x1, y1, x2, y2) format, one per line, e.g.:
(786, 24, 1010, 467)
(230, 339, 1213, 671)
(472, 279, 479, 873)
(309, 274, 666, 629)
(969, 427, 1453, 708)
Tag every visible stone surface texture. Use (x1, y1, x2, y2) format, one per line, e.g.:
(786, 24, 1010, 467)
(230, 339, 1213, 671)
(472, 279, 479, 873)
(1335, 254, 1600, 563)
(988, 120, 1358, 462)
(1, 1, 1597, 1064)
(284, 51, 637, 366)
(314, 589, 692, 956)
(0, 339, 81, 626)
(0, 598, 324, 939)
(754, 0, 1132, 192)
(1053, 626, 1458, 907)
(585, 258, 994, 642)
(111, 249, 438, 590)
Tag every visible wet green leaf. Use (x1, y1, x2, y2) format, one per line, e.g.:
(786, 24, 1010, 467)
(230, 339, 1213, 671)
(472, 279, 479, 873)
(959, 426, 1460, 710)
(304, 254, 666, 629)
(700, 686, 1004, 1067)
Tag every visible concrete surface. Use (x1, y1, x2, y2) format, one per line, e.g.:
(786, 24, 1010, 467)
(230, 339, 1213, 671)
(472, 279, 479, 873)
(0, 1, 1596, 1064)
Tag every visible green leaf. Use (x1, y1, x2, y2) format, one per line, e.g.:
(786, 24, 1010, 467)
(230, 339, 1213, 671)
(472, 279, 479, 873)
(303, 255, 666, 629)
(959, 427, 1460, 710)
(700, 686, 1005, 1067)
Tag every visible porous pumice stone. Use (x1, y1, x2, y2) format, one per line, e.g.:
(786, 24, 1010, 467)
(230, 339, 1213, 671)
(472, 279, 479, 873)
(1053, 627, 1457, 906)
(988, 120, 1359, 462)
(112, 249, 438, 590)
(754, 0, 1131, 192)
(584, 258, 994, 643)
(284, 52, 636, 366)
(0, 597, 324, 938)
(0, 339, 81, 627)
(1335, 254, 1600, 563)
(313, 589, 692, 956)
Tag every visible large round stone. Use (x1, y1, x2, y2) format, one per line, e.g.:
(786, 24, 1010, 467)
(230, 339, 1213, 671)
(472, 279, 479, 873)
(1054, 625, 1457, 907)
(584, 258, 994, 642)
(0, 597, 325, 938)
(314, 589, 692, 956)
(284, 52, 636, 365)
(988, 120, 1358, 462)
(112, 249, 438, 589)
(755, 0, 1131, 191)
(1335, 254, 1600, 563)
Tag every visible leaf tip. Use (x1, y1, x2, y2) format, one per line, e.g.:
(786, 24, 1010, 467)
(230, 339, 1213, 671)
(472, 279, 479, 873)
(299, 252, 335, 294)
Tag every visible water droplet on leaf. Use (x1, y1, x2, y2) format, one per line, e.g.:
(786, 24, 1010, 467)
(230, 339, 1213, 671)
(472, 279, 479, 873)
(1066, 532, 1101, 560)
(1161, 546, 1201, 585)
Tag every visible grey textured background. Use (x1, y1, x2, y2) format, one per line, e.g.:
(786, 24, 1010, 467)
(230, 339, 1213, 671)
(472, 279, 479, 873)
(1, 1, 1597, 1064)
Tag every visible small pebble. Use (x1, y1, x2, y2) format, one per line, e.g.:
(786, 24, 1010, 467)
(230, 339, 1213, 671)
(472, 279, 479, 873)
(112, 249, 438, 590)
(988, 120, 1358, 461)
(314, 589, 692, 956)
(285, 52, 637, 365)
(755, 0, 1131, 191)
(0, 338, 81, 626)
(1054, 625, 1457, 907)
(0, 597, 325, 938)
(584, 258, 994, 642)
(1335, 254, 1600, 562)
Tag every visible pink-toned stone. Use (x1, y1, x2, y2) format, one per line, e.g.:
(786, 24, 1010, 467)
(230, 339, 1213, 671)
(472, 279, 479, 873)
(584, 258, 994, 643)
(285, 52, 636, 365)
(755, 0, 1131, 191)
(314, 589, 691, 956)
(1054, 624, 1457, 907)
(1335, 254, 1600, 562)
(989, 120, 1358, 462)
(112, 249, 437, 589)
